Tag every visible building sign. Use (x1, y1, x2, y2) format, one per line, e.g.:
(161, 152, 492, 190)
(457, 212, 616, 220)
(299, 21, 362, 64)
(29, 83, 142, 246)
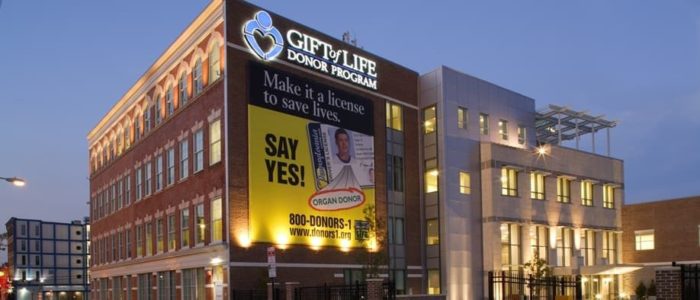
(248, 62, 375, 249)
(243, 11, 378, 90)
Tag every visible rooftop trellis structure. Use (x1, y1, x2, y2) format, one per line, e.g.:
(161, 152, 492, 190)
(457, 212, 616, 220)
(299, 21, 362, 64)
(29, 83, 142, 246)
(535, 105, 617, 156)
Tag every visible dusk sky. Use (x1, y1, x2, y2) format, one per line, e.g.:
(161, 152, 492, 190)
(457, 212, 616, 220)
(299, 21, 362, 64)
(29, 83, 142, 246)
(1, 0, 699, 228)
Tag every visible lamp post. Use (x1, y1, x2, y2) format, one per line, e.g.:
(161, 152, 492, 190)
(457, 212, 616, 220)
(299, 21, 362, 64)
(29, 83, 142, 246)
(0, 177, 26, 187)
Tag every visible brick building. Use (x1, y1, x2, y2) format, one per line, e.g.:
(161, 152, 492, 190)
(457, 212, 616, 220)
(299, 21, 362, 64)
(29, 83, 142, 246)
(621, 195, 700, 296)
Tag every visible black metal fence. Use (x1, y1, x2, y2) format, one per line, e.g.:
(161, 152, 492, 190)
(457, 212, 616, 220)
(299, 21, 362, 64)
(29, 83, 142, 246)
(232, 288, 283, 300)
(488, 271, 582, 300)
(680, 264, 700, 300)
(294, 282, 367, 300)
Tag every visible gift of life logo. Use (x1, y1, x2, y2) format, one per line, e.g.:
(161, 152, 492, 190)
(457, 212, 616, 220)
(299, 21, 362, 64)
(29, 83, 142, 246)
(243, 11, 284, 61)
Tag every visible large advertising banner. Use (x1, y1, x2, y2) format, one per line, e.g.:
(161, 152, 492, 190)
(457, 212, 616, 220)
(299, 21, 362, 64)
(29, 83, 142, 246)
(248, 63, 375, 249)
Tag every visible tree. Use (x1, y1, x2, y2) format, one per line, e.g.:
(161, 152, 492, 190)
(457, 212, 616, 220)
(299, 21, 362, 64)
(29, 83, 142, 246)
(647, 280, 657, 297)
(635, 281, 647, 300)
(523, 252, 551, 297)
(356, 204, 387, 279)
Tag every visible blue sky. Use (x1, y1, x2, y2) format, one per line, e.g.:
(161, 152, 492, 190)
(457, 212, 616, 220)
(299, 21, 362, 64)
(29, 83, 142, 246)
(0, 0, 698, 228)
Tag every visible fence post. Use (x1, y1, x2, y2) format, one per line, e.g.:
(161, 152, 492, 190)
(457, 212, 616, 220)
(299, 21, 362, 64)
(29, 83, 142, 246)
(501, 271, 507, 299)
(550, 277, 556, 298)
(488, 272, 494, 300)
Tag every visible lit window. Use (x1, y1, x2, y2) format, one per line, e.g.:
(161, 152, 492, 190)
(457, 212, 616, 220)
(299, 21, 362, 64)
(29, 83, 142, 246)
(602, 231, 618, 264)
(501, 223, 521, 271)
(459, 171, 470, 194)
(498, 120, 508, 140)
(517, 125, 526, 145)
(195, 204, 205, 245)
(156, 219, 164, 253)
(530, 172, 545, 200)
(179, 73, 189, 107)
(581, 230, 596, 266)
(635, 230, 654, 250)
(135, 225, 143, 257)
(166, 87, 174, 117)
(424, 106, 436, 134)
(167, 215, 176, 251)
(426, 219, 439, 245)
(530, 226, 548, 262)
(180, 140, 189, 180)
(501, 167, 518, 196)
(479, 114, 489, 135)
(181, 208, 190, 248)
(428, 269, 440, 295)
(209, 120, 221, 165)
(603, 185, 615, 209)
(193, 129, 204, 173)
(556, 227, 574, 267)
(425, 158, 438, 193)
(457, 107, 468, 129)
(557, 177, 571, 203)
(211, 197, 223, 242)
(124, 124, 131, 149)
(386, 102, 403, 131)
(581, 181, 593, 206)
(209, 42, 221, 83)
(145, 222, 152, 256)
(193, 59, 203, 95)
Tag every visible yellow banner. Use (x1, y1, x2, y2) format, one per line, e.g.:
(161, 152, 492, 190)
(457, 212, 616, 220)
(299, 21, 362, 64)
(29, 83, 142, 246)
(248, 105, 375, 249)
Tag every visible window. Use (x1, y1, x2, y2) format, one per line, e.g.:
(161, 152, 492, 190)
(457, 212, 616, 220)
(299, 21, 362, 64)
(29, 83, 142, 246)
(126, 230, 132, 258)
(581, 230, 596, 266)
(209, 43, 221, 83)
(182, 268, 205, 300)
(180, 140, 189, 180)
(179, 73, 188, 107)
(530, 226, 548, 262)
(143, 109, 151, 133)
(581, 181, 593, 206)
(501, 223, 521, 271)
(156, 219, 164, 253)
(117, 180, 123, 210)
(166, 87, 174, 117)
(135, 225, 143, 257)
(195, 203, 205, 245)
(193, 129, 204, 173)
(209, 119, 221, 165)
(479, 113, 489, 135)
(124, 175, 131, 206)
(603, 185, 615, 209)
(459, 171, 471, 194)
(155, 155, 163, 192)
(428, 269, 440, 295)
(530, 172, 545, 200)
(113, 277, 122, 300)
(167, 148, 175, 186)
(154, 96, 162, 125)
(181, 208, 190, 248)
(426, 219, 439, 245)
(167, 215, 176, 251)
(157, 271, 175, 300)
(138, 273, 150, 300)
(193, 59, 203, 95)
(211, 197, 223, 242)
(457, 107, 468, 129)
(386, 102, 403, 131)
(517, 125, 526, 145)
(394, 218, 404, 245)
(144, 161, 152, 197)
(124, 124, 131, 149)
(557, 177, 571, 203)
(423, 106, 436, 134)
(387, 155, 404, 192)
(145, 222, 153, 256)
(135, 167, 143, 201)
(498, 120, 508, 140)
(118, 231, 124, 260)
(602, 231, 618, 264)
(501, 167, 518, 196)
(424, 158, 439, 193)
(635, 230, 655, 250)
(555, 227, 573, 267)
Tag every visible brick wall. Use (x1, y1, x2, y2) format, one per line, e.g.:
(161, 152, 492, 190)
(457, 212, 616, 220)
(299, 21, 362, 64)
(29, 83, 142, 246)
(655, 267, 681, 300)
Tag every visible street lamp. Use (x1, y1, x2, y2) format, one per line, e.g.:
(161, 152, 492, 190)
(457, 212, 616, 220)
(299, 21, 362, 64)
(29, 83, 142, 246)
(1, 177, 26, 187)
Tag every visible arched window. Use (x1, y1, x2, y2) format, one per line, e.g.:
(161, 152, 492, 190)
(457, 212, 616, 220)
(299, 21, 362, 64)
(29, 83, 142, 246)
(154, 95, 162, 125)
(166, 86, 174, 117)
(134, 117, 141, 141)
(209, 42, 221, 83)
(179, 73, 189, 107)
(143, 109, 151, 133)
(124, 123, 131, 149)
(116, 132, 123, 155)
(193, 59, 203, 95)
